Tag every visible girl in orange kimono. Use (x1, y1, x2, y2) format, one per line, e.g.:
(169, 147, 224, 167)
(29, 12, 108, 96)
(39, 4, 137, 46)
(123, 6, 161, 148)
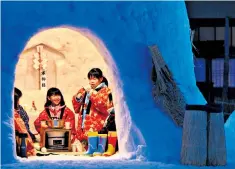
(34, 87, 76, 143)
(14, 89, 36, 156)
(72, 68, 116, 146)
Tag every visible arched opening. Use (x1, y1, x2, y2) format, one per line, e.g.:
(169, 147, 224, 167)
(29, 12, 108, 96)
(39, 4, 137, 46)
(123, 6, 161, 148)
(14, 26, 140, 160)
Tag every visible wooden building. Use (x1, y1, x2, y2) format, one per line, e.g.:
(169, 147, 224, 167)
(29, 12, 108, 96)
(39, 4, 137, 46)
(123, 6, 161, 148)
(186, 1, 235, 120)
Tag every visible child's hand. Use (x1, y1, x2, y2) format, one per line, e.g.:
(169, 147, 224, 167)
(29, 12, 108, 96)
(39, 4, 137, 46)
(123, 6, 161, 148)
(41, 124, 48, 129)
(84, 85, 91, 92)
(76, 93, 82, 99)
(89, 89, 97, 95)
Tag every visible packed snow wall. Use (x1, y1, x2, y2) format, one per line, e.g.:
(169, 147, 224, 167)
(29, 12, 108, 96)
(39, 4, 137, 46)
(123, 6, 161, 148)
(225, 111, 235, 163)
(1, 1, 205, 164)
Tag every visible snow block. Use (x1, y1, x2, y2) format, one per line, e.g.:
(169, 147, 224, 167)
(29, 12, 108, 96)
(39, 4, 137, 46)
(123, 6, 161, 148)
(1, 1, 205, 165)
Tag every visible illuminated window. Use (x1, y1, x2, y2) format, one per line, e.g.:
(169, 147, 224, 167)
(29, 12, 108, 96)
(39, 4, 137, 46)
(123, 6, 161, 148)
(212, 59, 235, 87)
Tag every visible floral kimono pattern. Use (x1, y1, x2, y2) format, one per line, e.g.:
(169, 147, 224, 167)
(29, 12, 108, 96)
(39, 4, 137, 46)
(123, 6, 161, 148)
(34, 106, 76, 143)
(14, 110, 36, 156)
(17, 105, 36, 141)
(72, 83, 115, 141)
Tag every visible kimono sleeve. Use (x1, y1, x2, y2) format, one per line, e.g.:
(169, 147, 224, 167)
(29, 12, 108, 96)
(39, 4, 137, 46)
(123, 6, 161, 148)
(90, 87, 113, 114)
(34, 110, 49, 134)
(72, 87, 86, 114)
(14, 113, 36, 156)
(64, 108, 76, 135)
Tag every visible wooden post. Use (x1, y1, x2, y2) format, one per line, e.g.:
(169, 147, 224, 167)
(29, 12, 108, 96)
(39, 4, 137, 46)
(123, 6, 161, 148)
(223, 16, 230, 103)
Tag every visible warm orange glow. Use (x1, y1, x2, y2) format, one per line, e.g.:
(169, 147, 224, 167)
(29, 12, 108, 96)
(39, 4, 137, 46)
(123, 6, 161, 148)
(15, 27, 111, 133)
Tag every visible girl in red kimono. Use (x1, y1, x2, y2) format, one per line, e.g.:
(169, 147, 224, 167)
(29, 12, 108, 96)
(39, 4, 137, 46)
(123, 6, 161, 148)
(34, 87, 76, 143)
(72, 68, 116, 148)
(14, 89, 36, 156)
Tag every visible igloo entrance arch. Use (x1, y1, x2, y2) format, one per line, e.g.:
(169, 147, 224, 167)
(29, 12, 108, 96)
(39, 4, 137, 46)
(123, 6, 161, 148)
(14, 27, 144, 160)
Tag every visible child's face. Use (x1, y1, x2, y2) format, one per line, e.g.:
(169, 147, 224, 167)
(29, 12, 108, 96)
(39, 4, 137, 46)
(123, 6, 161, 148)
(48, 94, 61, 106)
(89, 76, 103, 89)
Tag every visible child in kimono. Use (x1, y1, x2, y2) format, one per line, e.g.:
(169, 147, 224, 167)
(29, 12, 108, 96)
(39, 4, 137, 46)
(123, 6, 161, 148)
(72, 68, 117, 156)
(14, 88, 36, 156)
(34, 87, 76, 143)
(14, 88, 36, 142)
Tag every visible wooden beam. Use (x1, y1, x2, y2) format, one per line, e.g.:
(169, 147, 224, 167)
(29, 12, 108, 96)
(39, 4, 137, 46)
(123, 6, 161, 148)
(190, 18, 235, 28)
(222, 17, 230, 102)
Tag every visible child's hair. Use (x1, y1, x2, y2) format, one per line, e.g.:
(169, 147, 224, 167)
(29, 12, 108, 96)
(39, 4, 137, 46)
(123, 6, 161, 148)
(14, 87, 22, 109)
(87, 68, 108, 86)
(44, 87, 65, 107)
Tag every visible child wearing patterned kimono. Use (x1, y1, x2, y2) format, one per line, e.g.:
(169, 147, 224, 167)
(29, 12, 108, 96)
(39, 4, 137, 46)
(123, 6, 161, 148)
(14, 88, 36, 156)
(14, 88, 36, 142)
(72, 68, 117, 156)
(34, 87, 76, 143)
